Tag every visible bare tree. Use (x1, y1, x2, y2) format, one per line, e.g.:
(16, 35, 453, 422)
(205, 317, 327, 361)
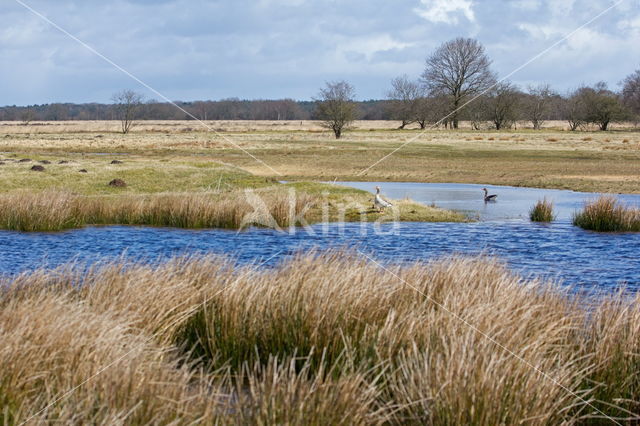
(465, 94, 489, 130)
(622, 69, 640, 123)
(421, 37, 496, 129)
(112, 89, 144, 134)
(386, 75, 423, 129)
(315, 81, 357, 139)
(192, 101, 211, 121)
(20, 108, 35, 125)
(580, 82, 627, 131)
(484, 82, 521, 130)
(524, 84, 554, 130)
(563, 89, 587, 131)
(414, 93, 450, 129)
(46, 103, 68, 121)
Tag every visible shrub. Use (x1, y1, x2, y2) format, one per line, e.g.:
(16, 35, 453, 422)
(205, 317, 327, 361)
(529, 198, 555, 222)
(573, 196, 640, 232)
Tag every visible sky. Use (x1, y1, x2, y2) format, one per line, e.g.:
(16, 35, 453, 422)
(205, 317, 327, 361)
(1, 0, 639, 105)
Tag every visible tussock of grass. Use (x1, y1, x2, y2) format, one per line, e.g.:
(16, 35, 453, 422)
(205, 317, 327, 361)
(2, 252, 640, 423)
(530, 198, 555, 222)
(573, 196, 640, 232)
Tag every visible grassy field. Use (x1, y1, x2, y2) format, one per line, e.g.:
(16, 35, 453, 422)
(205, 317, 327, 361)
(0, 144, 464, 231)
(2, 120, 639, 194)
(1, 252, 639, 424)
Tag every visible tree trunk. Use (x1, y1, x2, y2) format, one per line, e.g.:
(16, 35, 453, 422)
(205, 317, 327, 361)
(600, 120, 609, 131)
(452, 97, 460, 129)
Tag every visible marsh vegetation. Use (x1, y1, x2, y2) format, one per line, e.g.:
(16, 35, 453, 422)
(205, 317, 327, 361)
(573, 196, 640, 232)
(530, 198, 555, 222)
(1, 252, 639, 424)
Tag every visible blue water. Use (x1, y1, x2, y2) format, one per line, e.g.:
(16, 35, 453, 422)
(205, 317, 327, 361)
(1, 183, 639, 293)
(336, 181, 640, 222)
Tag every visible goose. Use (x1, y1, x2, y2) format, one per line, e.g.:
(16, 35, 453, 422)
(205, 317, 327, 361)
(374, 186, 393, 212)
(482, 187, 497, 202)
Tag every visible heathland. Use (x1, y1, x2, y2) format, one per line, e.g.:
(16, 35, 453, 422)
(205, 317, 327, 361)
(1, 120, 494, 231)
(2, 120, 639, 194)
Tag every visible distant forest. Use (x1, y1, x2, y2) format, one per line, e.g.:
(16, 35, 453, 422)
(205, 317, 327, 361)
(0, 99, 394, 122)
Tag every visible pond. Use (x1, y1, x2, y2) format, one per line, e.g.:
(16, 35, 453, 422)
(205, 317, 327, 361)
(0, 182, 639, 294)
(337, 181, 640, 221)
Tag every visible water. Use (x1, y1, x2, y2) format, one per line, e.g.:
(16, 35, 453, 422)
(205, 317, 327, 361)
(337, 181, 640, 221)
(1, 182, 639, 293)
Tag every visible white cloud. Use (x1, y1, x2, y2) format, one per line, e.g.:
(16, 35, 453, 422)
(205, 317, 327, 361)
(339, 34, 412, 61)
(414, 0, 475, 25)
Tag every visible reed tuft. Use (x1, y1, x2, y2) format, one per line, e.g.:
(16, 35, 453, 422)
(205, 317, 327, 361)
(1, 252, 640, 423)
(529, 198, 555, 222)
(573, 196, 640, 232)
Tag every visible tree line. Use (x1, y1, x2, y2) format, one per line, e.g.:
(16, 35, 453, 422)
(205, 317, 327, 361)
(317, 38, 640, 138)
(0, 97, 390, 124)
(2, 37, 639, 138)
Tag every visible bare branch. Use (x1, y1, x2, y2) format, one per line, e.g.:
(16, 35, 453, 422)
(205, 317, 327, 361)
(314, 81, 357, 139)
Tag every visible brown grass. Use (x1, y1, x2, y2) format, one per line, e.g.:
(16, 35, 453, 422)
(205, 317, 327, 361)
(1, 252, 640, 423)
(573, 196, 640, 232)
(530, 198, 555, 222)
(2, 122, 640, 194)
(0, 190, 315, 231)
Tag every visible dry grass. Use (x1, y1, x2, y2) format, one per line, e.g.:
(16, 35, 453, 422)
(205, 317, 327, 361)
(1, 252, 640, 423)
(6, 119, 628, 135)
(0, 190, 315, 231)
(0, 189, 464, 232)
(2, 121, 640, 193)
(530, 198, 555, 222)
(573, 196, 640, 232)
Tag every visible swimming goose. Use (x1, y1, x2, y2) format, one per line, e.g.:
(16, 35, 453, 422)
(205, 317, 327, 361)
(482, 187, 497, 202)
(374, 186, 393, 212)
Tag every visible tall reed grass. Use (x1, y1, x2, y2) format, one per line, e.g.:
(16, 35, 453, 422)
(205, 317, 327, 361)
(529, 198, 555, 222)
(1, 252, 639, 423)
(0, 190, 315, 231)
(573, 196, 640, 232)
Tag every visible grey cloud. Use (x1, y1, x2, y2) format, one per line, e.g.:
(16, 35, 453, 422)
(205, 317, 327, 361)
(0, 0, 638, 105)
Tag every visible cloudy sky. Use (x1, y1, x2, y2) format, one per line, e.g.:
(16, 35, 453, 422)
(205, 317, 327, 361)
(1, 0, 639, 105)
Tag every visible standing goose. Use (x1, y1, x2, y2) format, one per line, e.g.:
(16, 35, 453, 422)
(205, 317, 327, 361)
(374, 186, 393, 212)
(482, 187, 497, 202)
